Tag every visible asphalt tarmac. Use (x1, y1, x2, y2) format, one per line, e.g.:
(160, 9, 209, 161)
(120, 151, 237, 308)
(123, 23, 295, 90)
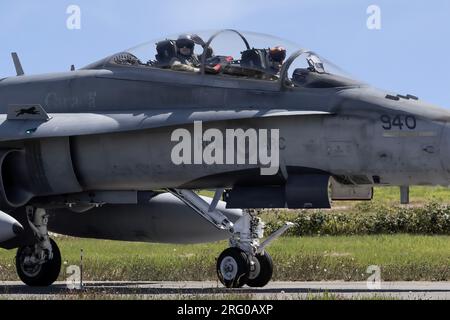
(1, 281, 449, 300)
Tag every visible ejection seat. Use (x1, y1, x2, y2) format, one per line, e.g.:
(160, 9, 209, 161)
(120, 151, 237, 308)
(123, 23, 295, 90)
(236, 49, 275, 79)
(240, 49, 268, 71)
(154, 40, 178, 68)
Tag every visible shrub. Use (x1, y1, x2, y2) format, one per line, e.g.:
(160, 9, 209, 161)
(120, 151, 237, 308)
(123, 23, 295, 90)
(263, 202, 450, 236)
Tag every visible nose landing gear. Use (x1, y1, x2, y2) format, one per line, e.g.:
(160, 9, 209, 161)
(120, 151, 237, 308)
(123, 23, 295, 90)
(169, 189, 293, 288)
(216, 212, 291, 288)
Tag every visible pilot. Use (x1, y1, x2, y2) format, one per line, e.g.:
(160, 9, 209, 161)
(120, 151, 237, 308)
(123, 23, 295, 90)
(170, 34, 201, 73)
(268, 46, 287, 75)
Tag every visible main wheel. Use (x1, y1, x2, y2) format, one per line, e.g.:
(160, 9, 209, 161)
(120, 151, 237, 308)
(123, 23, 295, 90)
(246, 251, 273, 288)
(216, 247, 250, 288)
(16, 238, 61, 287)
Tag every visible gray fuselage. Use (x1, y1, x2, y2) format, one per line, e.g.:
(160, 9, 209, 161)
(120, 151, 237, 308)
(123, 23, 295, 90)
(1, 63, 450, 204)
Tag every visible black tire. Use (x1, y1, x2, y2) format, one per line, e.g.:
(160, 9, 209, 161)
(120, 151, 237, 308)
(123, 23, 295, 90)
(246, 251, 273, 288)
(216, 247, 250, 288)
(16, 238, 61, 287)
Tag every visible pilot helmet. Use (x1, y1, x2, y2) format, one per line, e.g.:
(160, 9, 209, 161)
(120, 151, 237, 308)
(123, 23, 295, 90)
(176, 34, 195, 56)
(269, 46, 287, 63)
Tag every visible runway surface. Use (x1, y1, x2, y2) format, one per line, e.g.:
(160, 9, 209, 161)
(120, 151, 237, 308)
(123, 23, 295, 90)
(1, 281, 450, 300)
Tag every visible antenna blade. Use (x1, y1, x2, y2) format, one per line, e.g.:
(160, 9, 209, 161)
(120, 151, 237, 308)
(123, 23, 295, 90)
(11, 52, 24, 76)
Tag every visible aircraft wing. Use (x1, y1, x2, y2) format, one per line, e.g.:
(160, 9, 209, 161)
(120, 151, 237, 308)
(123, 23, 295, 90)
(0, 109, 332, 142)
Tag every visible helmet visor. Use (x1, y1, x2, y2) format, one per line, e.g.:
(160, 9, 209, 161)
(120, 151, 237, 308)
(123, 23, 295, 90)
(177, 39, 195, 49)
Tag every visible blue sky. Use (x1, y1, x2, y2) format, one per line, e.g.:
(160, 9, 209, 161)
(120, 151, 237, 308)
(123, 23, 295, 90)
(1, 0, 450, 106)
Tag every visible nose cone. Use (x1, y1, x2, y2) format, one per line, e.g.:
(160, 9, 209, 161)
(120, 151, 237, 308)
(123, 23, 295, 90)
(0, 211, 23, 242)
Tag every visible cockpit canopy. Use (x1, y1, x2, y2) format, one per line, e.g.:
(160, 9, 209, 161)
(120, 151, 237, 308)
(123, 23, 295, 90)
(85, 30, 360, 89)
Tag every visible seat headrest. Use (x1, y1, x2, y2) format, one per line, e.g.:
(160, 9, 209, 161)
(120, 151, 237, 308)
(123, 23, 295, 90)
(155, 40, 177, 66)
(240, 49, 268, 71)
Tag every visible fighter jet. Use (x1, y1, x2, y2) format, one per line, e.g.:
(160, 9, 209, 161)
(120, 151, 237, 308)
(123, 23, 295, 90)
(0, 29, 448, 288)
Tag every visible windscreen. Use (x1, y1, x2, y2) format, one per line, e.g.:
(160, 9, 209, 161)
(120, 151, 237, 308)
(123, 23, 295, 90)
(113, 30, 357, 87)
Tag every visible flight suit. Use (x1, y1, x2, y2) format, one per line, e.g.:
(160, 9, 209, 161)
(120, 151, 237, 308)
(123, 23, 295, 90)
(170, 55, 201, 73)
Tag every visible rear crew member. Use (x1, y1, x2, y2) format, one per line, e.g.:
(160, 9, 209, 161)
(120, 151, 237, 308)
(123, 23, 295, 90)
(268, 46, 287, 75)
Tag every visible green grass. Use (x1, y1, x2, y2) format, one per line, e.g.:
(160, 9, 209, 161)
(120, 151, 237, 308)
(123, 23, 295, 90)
(1, 186, 449, 285)
(1, 235, 449, 282)
(371, 186, 450, 205)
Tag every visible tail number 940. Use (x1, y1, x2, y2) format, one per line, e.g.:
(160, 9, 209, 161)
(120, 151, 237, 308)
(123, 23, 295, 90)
(380, 115, 416, 130)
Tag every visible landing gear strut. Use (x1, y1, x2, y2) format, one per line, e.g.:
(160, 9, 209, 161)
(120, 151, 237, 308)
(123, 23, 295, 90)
(15, 207, 61, 286)
(169, 189, 293, 288)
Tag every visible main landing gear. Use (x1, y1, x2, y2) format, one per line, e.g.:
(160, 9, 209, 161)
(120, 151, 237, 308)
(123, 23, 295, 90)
(169, 189, 293, 288)
(15, 207, 61, 286)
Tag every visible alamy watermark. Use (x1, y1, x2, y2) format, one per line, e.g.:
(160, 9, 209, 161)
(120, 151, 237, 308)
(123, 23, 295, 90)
(66, 248, 84, 290)
(367, 5, 382, 30)
(66, 5, 81, 30)
(171, 121, 280, 176)
(366, 265, 382, 290)
(66, 265, 82, 290)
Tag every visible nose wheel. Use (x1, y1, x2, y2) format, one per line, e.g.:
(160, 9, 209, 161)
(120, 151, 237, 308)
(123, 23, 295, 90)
(247, 251, 273, 288)
(216, 249, 274, 288)
(216, 248, 250, 288)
